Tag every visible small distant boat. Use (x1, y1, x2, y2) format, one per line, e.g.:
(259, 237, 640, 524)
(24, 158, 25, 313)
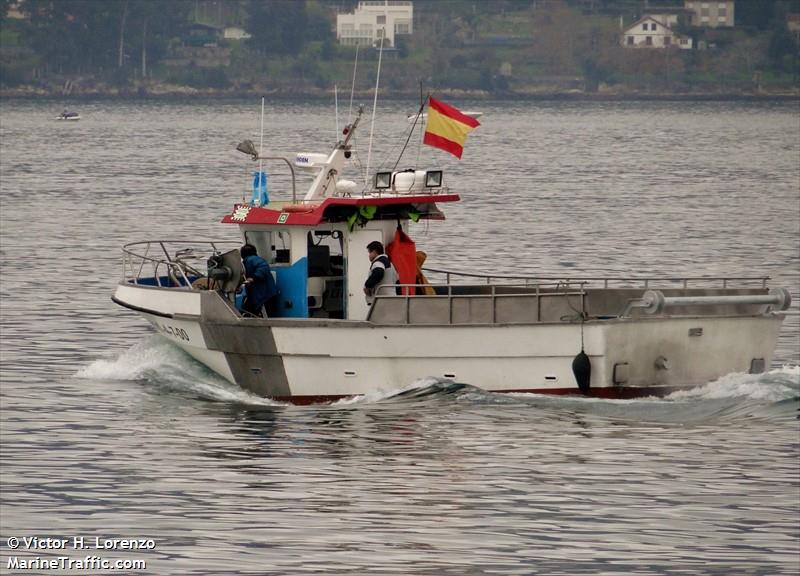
(56, 111, 80, 121)
(407, 111, 482, 123)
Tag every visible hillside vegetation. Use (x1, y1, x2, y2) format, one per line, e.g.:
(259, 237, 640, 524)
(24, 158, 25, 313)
(1, 0, 797, 98)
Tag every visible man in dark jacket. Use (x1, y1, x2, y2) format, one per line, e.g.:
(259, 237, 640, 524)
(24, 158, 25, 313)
(240, 244, 278, 317)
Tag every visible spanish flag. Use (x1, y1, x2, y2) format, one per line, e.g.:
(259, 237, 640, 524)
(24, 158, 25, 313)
(423, 97, 480, 159)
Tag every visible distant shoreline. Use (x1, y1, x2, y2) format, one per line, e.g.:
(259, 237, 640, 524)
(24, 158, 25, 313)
(2, 79, 799, 103)
(2, 88, 798, 102)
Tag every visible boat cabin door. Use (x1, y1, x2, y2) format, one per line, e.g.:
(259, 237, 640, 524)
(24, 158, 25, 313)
(345, 229, 385, 320)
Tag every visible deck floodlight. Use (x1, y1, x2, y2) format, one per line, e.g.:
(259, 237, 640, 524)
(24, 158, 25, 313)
(236, 139, 258, 159)
(375, 171, 392, 189)
(425, 170, 443, 188)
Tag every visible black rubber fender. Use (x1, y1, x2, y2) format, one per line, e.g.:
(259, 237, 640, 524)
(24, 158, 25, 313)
(572, 350, 591, 395)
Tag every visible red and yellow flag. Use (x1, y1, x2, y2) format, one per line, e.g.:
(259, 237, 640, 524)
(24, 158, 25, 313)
(423, 97, 480, 159)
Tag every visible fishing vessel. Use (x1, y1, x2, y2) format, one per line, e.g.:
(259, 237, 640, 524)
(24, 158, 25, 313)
(112, 104, 790, 404)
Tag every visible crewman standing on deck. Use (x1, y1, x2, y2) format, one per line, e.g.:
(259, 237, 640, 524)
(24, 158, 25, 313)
(240, 243, 278, 317)
(363, 241, 396, 305)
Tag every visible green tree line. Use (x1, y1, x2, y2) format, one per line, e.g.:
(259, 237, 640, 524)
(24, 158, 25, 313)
(6, 0, 192, 79)
(1, 0, 797, 93)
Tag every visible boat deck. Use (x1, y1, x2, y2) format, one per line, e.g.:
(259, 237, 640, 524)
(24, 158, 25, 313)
(119, 240, 787, 325)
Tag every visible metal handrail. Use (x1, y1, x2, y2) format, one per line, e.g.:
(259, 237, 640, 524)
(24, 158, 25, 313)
(252, 156, 297, 203)
(367, 185, 452, 198)
(122, 240, 240, 287)
(422, 267, 770, 290)
(369, 282, 587, 325)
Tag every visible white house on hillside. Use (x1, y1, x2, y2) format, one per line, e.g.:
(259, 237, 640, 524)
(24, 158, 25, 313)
(641, 7, 691, 28)
(622, 15, 693, 49)
(336, 1, 413, 48)
(684, 1, 735, 28)
(224, 27, 251, 40)
(788, 13, 800, 42)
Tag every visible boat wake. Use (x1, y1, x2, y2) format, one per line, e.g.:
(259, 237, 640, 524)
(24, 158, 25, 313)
(502, 366, 799, 423)
(329, 378, 470, 407)
(664, 366, 799, 402)
(76, 336, 282, 406)
(654, 366, 800, 422)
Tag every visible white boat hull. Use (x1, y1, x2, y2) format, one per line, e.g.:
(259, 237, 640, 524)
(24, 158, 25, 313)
(114, 283, 784, 403)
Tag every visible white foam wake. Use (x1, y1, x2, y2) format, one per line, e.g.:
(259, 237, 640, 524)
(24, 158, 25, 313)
(76, 336, 282, 406)
(328, 377, 445, 406)
(665, 365, 799, 402)
(77, 336, 192, 381)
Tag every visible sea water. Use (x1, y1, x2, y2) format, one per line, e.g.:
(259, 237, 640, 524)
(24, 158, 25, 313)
(1, 99, 798, 574)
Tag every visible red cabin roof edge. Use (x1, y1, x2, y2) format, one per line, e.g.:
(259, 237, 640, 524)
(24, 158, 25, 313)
(221, 194, 460, 226)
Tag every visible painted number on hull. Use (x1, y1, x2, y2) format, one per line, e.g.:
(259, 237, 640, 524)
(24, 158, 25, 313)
(156, 322, 190, 342)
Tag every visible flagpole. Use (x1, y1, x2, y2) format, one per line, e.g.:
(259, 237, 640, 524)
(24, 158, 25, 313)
(395, 95, 426, 171)
(416, 89, 428, 165)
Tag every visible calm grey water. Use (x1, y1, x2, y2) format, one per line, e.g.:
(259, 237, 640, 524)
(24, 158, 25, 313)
(1, 99, 799, 575)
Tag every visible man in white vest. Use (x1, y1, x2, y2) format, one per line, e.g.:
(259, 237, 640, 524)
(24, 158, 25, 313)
(363, 241, 396, 305)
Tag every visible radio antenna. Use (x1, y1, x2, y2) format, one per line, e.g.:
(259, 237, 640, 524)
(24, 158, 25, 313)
(365, 32, 384, 186)
(258, 96, 265, 175)
(348, 44, 359, 123)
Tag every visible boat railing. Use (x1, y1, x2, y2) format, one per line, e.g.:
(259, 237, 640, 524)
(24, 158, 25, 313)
(369, 273, 781, 325)
(368, 281, 588, 325)
(121, 240, 240, 288)
(422, 267, 771, 290)
(363, 185, 452, 198)
(244, 182, 453, 204)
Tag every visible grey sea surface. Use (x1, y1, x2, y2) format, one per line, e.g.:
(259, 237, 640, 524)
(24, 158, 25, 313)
(1, 99, 798, 575)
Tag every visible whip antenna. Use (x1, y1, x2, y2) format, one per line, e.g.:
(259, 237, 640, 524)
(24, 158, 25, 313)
(365, 31, 384, 186)
(335, 84, 339, 137)
(348, 44, 359, 123)
(258, 96, 265, 175)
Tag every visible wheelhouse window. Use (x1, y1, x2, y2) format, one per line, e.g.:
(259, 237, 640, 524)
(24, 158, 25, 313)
(244, 230, 291, 265)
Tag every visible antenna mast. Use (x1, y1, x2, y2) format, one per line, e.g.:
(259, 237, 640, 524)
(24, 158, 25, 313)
(365, 32, 384, 187)
(258, 96, 265, 175)
(348, 44, 359, 123)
